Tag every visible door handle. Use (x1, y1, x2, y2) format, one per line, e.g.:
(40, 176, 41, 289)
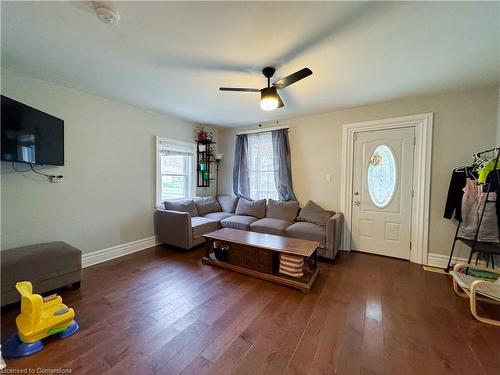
(354, 199, 360, 206)
(354, 191, 359, 196)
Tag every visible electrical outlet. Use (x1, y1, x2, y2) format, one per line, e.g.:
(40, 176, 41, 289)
(49, 175, 63, 183)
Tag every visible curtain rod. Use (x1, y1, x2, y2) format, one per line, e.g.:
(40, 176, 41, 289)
(237, 124, 289, 135)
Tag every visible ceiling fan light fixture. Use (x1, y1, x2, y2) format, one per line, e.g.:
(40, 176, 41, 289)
(260, 87, 279, 111)
(220, 66, 311, 110)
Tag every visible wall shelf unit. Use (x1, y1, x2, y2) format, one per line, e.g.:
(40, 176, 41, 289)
(196, 140, 215, 187)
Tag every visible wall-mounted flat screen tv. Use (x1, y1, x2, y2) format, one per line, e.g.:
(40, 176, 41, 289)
(1, 95, 64, 166)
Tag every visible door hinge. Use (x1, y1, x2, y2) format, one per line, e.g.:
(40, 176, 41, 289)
(414, 136, 416, 146)
(409, 241, 412, 251)
(412, 189, 414, 198)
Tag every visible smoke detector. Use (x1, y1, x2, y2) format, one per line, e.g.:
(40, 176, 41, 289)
(95, 6, 120, 25)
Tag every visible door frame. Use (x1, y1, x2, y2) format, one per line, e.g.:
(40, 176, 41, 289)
(339, 113, 433, 264)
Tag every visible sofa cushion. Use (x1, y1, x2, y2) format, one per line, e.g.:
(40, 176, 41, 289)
(217, 195, 239, 213)
(164, 199, 198, 217)
(266, 199, 299, 222)
(296, 200, 333, 227)
(193, 196, 221, 216)
(250, 218, 292, 236)
(202, 212, 233, 222)
(285, 222, 325, 247)
(191, 216, 218, 238)
(235, 198, 266, 219)
(220, 215, 258, 231)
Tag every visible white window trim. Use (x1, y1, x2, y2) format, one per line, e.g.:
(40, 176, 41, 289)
(155, 136, 196, 207)
(339, 113, 433, 265)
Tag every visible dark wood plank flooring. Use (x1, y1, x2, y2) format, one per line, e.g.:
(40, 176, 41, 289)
(2, 245, 499, 374)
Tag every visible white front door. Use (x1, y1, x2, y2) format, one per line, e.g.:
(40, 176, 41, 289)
(351, 127, 414, 259)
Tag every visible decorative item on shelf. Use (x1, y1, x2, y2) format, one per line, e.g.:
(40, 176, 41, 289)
(214, 153, 224, 196)
(200, 158, 207, 171)
(194, 126, 214, 142)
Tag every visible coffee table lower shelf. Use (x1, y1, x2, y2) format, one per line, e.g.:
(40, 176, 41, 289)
(202, 254, 319, 293)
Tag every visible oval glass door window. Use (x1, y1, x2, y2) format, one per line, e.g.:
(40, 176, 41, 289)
(367, 145, 397, 208)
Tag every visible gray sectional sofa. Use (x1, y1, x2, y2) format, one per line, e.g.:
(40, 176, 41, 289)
(154, 196, 343, 261)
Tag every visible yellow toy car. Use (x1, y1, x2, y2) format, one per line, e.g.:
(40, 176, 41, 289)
(2, 281, 79, 357)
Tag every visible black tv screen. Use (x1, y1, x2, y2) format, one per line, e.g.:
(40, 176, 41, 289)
(1, 95, 64, 166)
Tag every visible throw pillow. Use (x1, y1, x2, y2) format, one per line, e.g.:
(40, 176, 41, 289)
(297, 200, 333, 227)
(217, 195, 239, 213)
(164, 199, 198, 217)
(193, 197, 221, 216)
(266, 199, 299, 222)
(235, 198, 266, 219)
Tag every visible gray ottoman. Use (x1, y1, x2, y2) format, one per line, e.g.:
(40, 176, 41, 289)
(1, 241, 82, 306)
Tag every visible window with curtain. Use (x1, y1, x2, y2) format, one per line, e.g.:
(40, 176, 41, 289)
(157, 139, 194, 203)
(247, 132, 280, 200)
(233, 129, 296, 201)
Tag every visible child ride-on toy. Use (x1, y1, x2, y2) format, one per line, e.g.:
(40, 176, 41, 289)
(2, 281, 79, 357)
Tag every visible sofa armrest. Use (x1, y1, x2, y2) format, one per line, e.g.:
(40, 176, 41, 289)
(325, 212, 344, 261)
(154, 209, 192, 249)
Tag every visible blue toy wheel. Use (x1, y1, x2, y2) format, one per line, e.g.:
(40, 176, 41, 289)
(1, 333, 44, 358)
(58, 321, 79, 339)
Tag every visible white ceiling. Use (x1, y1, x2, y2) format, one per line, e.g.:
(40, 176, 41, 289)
(1, 1, 499, 127)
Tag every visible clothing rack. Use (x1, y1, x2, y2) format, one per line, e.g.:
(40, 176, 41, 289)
(446, 147, 500, 272)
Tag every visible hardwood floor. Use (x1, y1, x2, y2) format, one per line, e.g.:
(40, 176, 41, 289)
(2, 245, 499, 374)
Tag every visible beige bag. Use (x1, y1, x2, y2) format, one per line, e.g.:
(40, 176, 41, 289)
(459, 179, 499, 242)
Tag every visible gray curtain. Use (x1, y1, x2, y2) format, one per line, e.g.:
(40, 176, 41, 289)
(272, 129, 297, 201)
(233, 134, 250, 199)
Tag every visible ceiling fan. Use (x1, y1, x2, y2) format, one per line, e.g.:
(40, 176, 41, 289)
(219, 67, 313, 111)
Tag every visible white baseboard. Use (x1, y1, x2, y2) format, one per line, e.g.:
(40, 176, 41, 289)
(82, 236, 159, 268)
(78, 243, 479, 270)
(426, 253, 468, 269)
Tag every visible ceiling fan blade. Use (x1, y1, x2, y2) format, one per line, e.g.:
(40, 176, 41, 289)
(219, 87, 260, 92)
(272, 68, 312, 90)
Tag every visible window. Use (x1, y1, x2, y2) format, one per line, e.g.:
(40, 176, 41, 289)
(157, 138, 194, 204)
(367, 145, 397, 208)
(248, 132, 279, 200)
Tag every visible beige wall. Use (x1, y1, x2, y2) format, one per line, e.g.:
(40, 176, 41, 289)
(219, 86, 500, 258)
(1, 70, 218, 253)
(2, 69, 498, 260)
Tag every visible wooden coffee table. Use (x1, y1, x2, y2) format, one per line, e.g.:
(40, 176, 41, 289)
(202, 228, 319, 293)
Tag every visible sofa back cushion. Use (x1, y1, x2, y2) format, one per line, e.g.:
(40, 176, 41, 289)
(235, 198, 266, 219)
(164, 199, 198, 217)
(266, 199, 299, 222)
(296, 200, 333, 227)
(193, 197, 221, 216)
(217, 195, 239, 213)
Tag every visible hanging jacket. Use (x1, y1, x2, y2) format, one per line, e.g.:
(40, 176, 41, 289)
(478, 159, 500, 184)
(444, 170, 466, 221)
